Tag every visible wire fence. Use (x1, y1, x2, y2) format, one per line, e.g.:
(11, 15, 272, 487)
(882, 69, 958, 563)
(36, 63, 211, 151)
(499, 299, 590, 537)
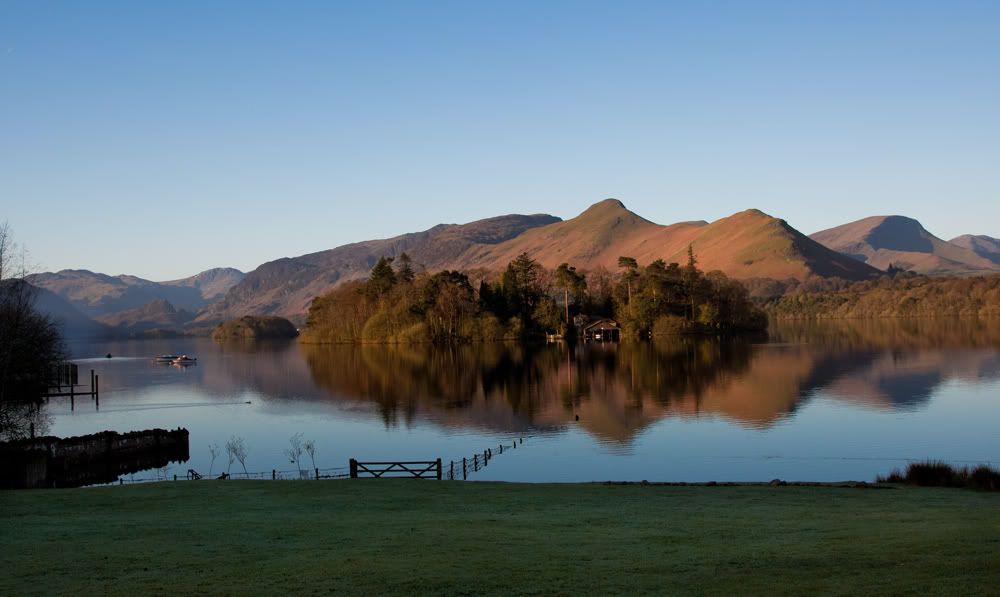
(116, 466, 350, 485)
(444, 437, 526, 481)
(113, 438, 531, 485)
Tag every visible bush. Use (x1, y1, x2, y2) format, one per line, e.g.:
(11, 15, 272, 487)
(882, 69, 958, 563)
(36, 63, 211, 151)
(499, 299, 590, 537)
(652, 314, 689, 336)
(877, 461, 1000, 491)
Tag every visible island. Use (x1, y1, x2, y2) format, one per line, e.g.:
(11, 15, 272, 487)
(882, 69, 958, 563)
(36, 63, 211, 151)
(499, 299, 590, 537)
(211, 316, 299, 341)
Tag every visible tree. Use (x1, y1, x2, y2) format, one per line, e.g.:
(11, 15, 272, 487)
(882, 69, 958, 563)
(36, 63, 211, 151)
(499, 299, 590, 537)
(502, 253, 542, 322)
(229, 436, 249, 475)
(684, 245, 700, 319)
(225, 437, 237, 474)
(554, 263, 586, 328)
(366, 256, 397, 300)
(0, 222, 66, 415)
(304, 439, 317, 470)
(396, 253, 416, 284)
(208, 443, 220, 477)
(618, 256, 639, 317)
(285, 432, 305, 475)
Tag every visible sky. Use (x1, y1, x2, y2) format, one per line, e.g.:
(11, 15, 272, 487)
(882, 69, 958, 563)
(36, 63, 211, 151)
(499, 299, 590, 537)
(2, 1, 998, 280)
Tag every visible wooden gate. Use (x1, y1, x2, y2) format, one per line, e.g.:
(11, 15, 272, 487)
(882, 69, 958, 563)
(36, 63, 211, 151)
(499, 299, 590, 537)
(349, 459, 442, 479)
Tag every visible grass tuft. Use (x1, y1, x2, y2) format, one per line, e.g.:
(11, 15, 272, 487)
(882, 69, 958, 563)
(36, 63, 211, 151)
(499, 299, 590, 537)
(877, 461, 1000, 491)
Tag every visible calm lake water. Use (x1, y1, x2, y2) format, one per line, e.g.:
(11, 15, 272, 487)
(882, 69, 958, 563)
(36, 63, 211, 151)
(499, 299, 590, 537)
(50, 319, 1000, 483)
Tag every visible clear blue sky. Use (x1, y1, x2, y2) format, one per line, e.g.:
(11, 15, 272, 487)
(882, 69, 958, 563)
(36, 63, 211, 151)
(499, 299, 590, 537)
(2, 1, 998, 280)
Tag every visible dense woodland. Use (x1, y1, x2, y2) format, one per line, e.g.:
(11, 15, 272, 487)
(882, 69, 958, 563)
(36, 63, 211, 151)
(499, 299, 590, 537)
(764, 275, 1000, 319)
(299, 249, 766, 344)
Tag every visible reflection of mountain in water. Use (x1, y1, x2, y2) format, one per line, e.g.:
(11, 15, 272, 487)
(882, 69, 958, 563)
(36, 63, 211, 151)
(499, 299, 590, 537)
(299, 322, 1000, 443)
(63, 320, 1000, 446)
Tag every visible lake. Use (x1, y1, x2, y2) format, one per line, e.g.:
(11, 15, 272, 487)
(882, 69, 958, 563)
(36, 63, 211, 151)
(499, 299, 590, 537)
(45, 318, 1000, 483)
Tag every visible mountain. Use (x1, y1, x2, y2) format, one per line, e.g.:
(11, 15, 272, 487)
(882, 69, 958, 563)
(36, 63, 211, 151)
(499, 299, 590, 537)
(810, 216, 1000, 275)
(452, 200, 878, 280)
(202, 200, 878, 322)
(95, 298, 195, 333)
(24, 283, 109, 339)
(161, 268, 246, 301)
(26, 267, 245, 318)
(196, 214, 561, 323)
(950, 234, 1000, 266)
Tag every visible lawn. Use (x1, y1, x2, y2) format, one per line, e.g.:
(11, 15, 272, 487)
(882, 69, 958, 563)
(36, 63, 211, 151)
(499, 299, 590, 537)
(2, 481, 997, 595)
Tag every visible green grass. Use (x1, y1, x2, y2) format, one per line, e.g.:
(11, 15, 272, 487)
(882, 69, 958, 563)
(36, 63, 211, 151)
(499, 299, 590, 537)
(2, 481, 998, 595)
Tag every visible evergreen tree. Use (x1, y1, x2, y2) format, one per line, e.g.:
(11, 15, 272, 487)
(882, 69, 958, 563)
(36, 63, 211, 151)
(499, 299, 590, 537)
(396, 252, 416, 283)
(617, 256, 639, 317)
(554, 262, 586, 328)
(366, 256, 397, 300)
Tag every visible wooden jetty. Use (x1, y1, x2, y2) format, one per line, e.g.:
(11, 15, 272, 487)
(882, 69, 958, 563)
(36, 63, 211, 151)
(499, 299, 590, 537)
(44, 363, 100, 411)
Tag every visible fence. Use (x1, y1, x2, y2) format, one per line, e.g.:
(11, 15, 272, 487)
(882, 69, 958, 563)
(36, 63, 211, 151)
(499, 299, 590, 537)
(444, 437, 526, 481)
(117, 466, 350, 484)
(109, 437, 530, 486)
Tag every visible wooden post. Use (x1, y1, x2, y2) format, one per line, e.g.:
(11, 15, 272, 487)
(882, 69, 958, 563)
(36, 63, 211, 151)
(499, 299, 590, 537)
(450, 461, 454, 480)
(91, 370, 95, 396)
(473, 454, 478, 471)
(350, 458, 358, 479)
(315, 468, 319, 480)
(173, 474, 177, 481)
(462, 457, 467, 480)
(499, 444, 503, 454)
(436, 458, 442, 480)
(272, 469, 276, 480)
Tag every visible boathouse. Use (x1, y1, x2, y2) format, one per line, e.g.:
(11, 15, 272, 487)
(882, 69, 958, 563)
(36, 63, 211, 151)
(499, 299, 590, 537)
(582, 318, 620, 342)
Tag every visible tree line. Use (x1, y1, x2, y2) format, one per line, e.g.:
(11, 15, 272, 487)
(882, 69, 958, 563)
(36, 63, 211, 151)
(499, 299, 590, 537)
(299, 248, 766, 344)
(763, 275, 1000, 319)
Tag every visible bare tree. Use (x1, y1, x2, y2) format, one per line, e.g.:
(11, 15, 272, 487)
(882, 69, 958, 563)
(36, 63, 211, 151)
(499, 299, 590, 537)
(304, 439, 317, 470)
(0, 222, 65, 433)
(233, 436, 249, 475)
(225, 437, 238, 474)
(284, 432, 304, 474)
(208, 443, 220, 477)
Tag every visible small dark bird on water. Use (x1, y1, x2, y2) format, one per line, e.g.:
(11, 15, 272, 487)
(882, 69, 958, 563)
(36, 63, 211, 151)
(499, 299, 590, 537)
(105, 353, 112, 359)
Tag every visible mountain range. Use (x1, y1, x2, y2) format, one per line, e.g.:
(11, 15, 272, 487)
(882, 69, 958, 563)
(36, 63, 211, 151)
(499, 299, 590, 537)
(27, 267, 244, 318)
(810, 216, 1000, 276)
(24, 200, 998, 336)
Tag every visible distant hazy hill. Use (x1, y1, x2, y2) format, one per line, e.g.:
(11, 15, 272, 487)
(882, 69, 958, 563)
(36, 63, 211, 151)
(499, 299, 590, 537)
(810, 216, 999, 275)
(27, 267, 244, 317)
(22, 282, 110, 339)
(196, 214, 560, 323)
(201, 200, 878, 322)
(950, 234, 1000, 266)
(95, 298, 195, 332)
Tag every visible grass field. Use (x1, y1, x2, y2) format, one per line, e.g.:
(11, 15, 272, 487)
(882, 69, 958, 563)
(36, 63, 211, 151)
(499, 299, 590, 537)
(2, 481, 998, 595)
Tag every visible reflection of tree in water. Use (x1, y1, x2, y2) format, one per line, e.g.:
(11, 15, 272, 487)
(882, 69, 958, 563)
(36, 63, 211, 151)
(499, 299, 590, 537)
(302, 338, 755, 435)
(606, 338, 755, 408)
(770, 318, 1000, 351)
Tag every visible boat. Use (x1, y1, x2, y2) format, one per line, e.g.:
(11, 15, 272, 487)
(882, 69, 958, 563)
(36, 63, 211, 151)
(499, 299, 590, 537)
(172, 355, 198, 366)
(153, 354, 179, 363)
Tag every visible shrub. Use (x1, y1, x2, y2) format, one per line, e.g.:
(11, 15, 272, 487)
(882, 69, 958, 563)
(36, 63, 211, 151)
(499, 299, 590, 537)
(877, 461, 1000, 491)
